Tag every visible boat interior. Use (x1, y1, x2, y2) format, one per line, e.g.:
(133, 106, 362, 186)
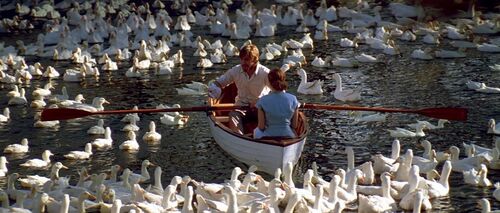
(209, 84, 308, 141)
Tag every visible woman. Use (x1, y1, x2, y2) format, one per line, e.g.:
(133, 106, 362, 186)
(254, 68, 299, 139)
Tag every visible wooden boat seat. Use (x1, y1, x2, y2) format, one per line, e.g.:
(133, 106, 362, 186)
(215, 116, 230, 123)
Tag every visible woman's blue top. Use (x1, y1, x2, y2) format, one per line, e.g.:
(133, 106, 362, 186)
(255, 91, 299, 138)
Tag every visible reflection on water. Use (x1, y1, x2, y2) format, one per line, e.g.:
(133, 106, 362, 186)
(0, 6, 500, 213)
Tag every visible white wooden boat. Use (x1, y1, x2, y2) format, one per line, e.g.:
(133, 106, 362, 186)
(207, 84, 308, 174)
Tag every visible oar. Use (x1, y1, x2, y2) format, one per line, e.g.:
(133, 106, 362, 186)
(41, 104, 468, 122)
(40, 105, 247, 121)
(300, 103, 468, 121)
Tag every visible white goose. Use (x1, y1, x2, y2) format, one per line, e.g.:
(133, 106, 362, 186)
(0, 108, 10, 122)
(30, 94, 46, 109)
(296, 65, 323, 95)
(420, 140, 450, 162)
(311, 56, 330, 67)
(143, 121, 162, 143)
(20, 149, 53, 169)
(408, 119, 449, 130)
(424, 160, 452, 198)
(3, 138, 29, 154)
(332, 73, 361, 102)
(449, 145, 490, 172)
(494, 183, 500, 201)
(387, 123, 426, 138)
(487, 118, 500, 135)
(91, 127, 113, 149)
(32, 82, 54, 97)
(0, 157, 7, 177)
(160, 113, 188, 126)
(69, 97, 109, 112)
(358, 172, 397, 213)
(355, 53, 384, 63)
(478, 198, 500, 213)
(64, 143, 92, 160)
(371, 139, 400, 174)
(463, 164, 492, 187)
(7, 85, 20, 98)
(475, 83, 500, 94)
(119, 131, 139, 152)
(87, 119, 105, 135)
(8, 88, 27, 105)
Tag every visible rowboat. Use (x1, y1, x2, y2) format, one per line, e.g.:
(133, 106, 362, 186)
(207, 84, 309, 174)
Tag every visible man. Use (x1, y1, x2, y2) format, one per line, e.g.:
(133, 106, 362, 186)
(208, 44, 271, 135)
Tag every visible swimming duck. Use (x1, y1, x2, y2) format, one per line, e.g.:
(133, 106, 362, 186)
(69, 97, 109, 112)
(296, 65, 323, 95)
(3, 138, 29, 154)
(387, 123, 426, 138)
(91, 127, 113, 149)
(143, 121, 162, 143)
(408, 119, 449, 130)
(87, 119, 105, 135)
(121, 117, 140, 132)
(475, 83, 500, 94)
(160, 114, 188, 126)
(411, 48, 434, 60)
(20, 150, 53, 169)
(0, 108, 10, 122)
(358, 172, 397, 213)
(8, 88, 27, 105)
(64, 143, 93, 160)
(119, 131, 139, 151)
(463, 164, 492, 187)
(478, 198, 500, 213)
(487, 119, 500, 135)
(30, 95, 46, 109)
(332, 73, 361, 102)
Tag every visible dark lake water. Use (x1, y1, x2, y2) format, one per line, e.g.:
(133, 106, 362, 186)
(0, 0, 499, 212)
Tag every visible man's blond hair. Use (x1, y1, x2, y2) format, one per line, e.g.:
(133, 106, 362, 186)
(239, 44, 259, 62)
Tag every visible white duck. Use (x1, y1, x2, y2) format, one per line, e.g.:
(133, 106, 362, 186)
(20, 150, 53, 168)
(0, 108, 10, 122)
(122, 117, 140, 132)
(64, 143, 93, 160)
(160, 113, 188, 126)
(91, 127, 113, 149)
(0, 156, 7, 177)
(494, 183, 500, 201)
(408, 119, 449, 130)
(8, 88, 27, 105)
(119, 131, 139, 152)
(296, 65, 323, 95)
(30, 95, 46, 109)
(332, 73, 361, 102)
(463, 164, 492, 187)
(475, 83, 500, 94)
(32, 82, 54, 97)
(387, 123, 426, 138)
(478, 198, 500, 213)
(419, 140, 450, 162)
(69, 97, 109, 112)
(488, 119, 500, 135)
(143, 121, 162, 143)
(424, 160, 452, 198)
(358, 172, 397, 213)
(87, 119, 105, 135)
(371, 139, 400, 174)
(449, 145, 490, 172)
(3, 138, 29, 154)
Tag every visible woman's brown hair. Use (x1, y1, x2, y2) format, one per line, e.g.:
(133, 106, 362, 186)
(239, 44, 259, 62)
(268, 68, 288, 91)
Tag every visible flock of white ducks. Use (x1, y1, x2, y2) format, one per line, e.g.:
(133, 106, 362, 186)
(0, 0, 499, 212)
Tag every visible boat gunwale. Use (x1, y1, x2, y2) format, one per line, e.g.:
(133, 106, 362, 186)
(208, 113, 308, 147)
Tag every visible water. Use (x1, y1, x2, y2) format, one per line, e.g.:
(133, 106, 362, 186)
(1, 1, 500, 212)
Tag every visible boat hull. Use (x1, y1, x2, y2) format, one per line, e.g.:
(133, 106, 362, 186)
(208, 116, 306, 174)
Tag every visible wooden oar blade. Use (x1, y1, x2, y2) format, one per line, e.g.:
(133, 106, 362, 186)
(41, 108, 94, 121)
(417, 107, 468, 121)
